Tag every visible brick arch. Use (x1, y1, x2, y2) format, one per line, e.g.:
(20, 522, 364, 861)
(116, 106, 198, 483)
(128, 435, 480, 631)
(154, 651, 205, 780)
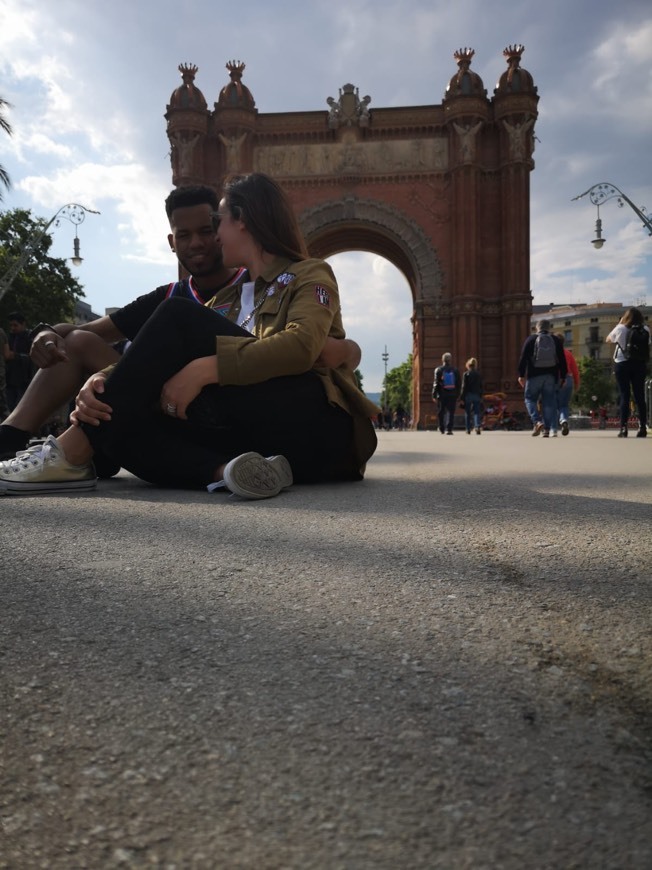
(298, 197, 444, 309)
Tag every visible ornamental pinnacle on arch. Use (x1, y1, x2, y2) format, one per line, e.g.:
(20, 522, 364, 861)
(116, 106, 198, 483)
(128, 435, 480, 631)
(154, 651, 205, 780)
(226, 60, 246, 82)
(178, 62, 198, 83)
(503, 44, 525, 83)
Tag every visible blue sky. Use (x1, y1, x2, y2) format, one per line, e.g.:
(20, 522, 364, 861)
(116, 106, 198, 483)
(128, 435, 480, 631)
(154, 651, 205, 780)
(1, 0, 650, 391)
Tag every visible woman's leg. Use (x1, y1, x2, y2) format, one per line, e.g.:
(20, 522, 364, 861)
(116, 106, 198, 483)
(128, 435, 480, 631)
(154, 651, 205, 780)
(472, 396, 482, 430)
(613, 363, 631, 429)
(464, 398, 472, 432)
(187, 372, 360, 483)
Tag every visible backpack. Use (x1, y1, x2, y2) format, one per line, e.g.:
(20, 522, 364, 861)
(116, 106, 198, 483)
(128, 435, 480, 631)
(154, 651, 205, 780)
(532, 332, 557, 368)
(441, 369, 456, 390)
(625, 325, 650, 363)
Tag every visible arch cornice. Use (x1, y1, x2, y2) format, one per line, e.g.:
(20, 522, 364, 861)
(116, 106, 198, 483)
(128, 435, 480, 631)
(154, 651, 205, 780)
(299, 196, 444, 304)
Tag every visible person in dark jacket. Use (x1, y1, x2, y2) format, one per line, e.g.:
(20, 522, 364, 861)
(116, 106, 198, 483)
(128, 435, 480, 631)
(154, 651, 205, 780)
(517, 319, 567, 437)
(433, 352, 461, 434)
(460, 357, 483, 434)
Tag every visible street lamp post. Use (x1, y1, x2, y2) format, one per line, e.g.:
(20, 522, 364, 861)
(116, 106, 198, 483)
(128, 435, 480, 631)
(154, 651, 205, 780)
(571, 182, 652, 249)
(0, 202, 100, 302)
(381, 345, 389, 405)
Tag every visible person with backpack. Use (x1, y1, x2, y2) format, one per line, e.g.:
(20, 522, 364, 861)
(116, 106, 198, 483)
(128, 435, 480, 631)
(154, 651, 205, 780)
(517, 319, 567, 437)
(606, 306, 650, 438)
(432, 352, 461, 434)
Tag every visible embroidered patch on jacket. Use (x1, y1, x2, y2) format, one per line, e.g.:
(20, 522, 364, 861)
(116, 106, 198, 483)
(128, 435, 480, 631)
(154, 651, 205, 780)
(315, 286, 330, 307)
(276, 272, 295, 288)
(212, 303, 231, 317)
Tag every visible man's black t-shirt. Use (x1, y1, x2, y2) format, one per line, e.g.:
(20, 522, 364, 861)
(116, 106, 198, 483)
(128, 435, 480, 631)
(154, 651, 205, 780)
(110, 280, 201, 341)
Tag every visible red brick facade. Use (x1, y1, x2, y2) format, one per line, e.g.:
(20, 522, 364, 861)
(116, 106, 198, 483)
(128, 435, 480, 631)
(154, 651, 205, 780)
(165, 48, 538, 426)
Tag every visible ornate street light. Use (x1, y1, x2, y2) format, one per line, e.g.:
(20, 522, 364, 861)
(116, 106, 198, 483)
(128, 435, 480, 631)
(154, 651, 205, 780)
(571, 182, 652, 249)
(0, 202, 100, 302)
(381, 344, 389, 402)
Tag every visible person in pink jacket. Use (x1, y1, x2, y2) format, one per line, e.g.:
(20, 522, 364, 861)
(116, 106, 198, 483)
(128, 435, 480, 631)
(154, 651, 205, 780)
(554, 334, 580, 436)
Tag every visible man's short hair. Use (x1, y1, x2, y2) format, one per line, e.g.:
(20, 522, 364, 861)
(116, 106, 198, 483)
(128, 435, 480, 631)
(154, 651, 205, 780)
(8, 312, 26, 324)
(536, 319, 551, 333)
(442, 352, 452, 363)
(164, 185, 219, 219)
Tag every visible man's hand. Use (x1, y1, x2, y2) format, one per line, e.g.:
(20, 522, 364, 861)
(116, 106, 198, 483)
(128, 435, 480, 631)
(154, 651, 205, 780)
(31, 330, 68, 368)
(517, 376, 525, 388)
(315, 337, 362, 370)
(70, 373, 112, 426)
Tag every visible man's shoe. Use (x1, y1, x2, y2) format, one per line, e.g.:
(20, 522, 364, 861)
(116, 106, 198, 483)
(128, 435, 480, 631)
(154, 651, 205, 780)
(618, 428, 628, 438)
(222, 452, 293, 500)
(636, 427, 647, 438)
(561, 420, 569, 436)
(532, 422, 544, 436)
(0, 435, 96, 494)
(542, 430, 550, 438)
(476, 427, 482, 434)
(551, 431, 558, 437)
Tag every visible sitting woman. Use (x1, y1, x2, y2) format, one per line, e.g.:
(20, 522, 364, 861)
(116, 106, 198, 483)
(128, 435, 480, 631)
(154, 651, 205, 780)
(0, 173, 379, 498)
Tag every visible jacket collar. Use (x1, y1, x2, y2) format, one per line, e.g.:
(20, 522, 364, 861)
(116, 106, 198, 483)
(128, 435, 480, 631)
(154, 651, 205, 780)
(255, 256, 296, 289)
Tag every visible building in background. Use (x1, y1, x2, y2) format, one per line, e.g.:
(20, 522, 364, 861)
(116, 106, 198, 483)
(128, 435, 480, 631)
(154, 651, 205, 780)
(74, 300, 101, 324)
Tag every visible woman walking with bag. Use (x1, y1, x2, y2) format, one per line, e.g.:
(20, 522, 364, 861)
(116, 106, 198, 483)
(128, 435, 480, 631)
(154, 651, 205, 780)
(460, 357, 483, 434)
(606, 306, 649, 438)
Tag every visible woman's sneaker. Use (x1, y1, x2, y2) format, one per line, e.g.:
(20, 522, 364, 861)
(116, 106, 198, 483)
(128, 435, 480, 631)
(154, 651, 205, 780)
(222, 452, 293, 500)
(0, 436, 96, 494)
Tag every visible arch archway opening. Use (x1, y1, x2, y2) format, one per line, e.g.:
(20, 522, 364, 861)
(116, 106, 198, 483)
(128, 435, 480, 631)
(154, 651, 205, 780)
(326, 251, 414, 399)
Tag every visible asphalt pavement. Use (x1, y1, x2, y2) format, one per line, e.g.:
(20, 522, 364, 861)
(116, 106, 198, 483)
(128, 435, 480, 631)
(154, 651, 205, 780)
(1, 428, 651, 869)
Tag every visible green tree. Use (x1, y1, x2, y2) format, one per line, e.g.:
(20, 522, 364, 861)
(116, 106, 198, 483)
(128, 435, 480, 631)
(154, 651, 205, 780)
(354, 368, 363, 391)
(382, 354, 412, 412)
(574, 356, 615, 411)
(0, 98, 12, 200)
(0, 208, 85, 326)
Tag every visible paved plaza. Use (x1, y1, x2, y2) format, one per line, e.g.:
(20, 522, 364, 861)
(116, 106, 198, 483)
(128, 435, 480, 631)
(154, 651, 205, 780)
(1, 429, 651, 868)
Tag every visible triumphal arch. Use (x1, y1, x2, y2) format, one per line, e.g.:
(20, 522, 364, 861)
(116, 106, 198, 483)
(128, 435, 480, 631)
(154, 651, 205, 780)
(165, 46, 538, 427)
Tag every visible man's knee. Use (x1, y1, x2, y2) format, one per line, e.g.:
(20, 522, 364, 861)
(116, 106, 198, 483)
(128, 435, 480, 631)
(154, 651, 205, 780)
(65, 329, 121, 369)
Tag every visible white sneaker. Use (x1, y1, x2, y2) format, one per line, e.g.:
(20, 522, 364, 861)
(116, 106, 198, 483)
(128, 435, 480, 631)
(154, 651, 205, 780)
(222, 452, 293, 500)
(0, 435, 96, 494)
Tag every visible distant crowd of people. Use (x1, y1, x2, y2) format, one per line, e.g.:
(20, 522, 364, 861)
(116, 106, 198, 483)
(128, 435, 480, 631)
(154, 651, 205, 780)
(427, 307, 648, 439)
